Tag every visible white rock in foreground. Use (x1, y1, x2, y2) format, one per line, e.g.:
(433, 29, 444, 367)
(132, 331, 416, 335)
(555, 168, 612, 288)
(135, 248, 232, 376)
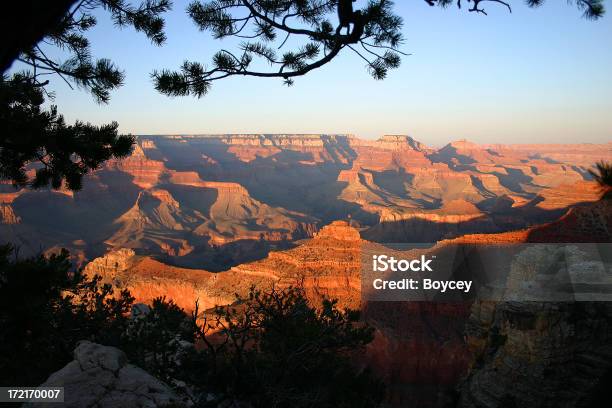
(24, 341, 182, 408)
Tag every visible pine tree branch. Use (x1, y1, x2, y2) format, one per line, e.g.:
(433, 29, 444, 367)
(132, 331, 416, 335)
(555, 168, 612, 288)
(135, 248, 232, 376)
(152, 0, 603, 97)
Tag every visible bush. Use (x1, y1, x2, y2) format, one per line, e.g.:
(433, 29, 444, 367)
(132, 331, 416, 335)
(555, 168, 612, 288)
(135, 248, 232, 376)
(122, 296, 194, 383)
(0, 245, 134, 385)
(181, 286, 385, 408)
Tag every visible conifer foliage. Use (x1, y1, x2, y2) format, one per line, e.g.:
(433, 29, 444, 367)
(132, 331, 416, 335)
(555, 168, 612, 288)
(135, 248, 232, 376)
(426, 0, 604, 18)
(153, 0, 605, 97)
(0, 245, 135, 386)
(589, 161, 612, 199)
(153, 0, 406, 96)
(15, 0, 171, 103)
(182, 286, 384, 407)
(1, 1, 171, 190)
(0, 74, 134, 190)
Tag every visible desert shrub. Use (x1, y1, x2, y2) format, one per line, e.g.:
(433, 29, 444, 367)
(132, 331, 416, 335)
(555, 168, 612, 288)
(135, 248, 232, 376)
(0, 245, 134, 385)
(180, 286, 385, 408)
(122, 296, 194, 383)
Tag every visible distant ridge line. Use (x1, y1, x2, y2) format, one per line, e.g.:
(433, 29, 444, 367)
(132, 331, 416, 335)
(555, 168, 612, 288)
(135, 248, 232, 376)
(134, 134, 612, 149)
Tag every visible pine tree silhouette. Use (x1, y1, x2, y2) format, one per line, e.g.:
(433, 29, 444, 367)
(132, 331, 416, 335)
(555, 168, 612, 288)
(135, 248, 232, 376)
(153, 0, 605, 97)
(1, 1, 171, 190)
(589, 161, 612, 199)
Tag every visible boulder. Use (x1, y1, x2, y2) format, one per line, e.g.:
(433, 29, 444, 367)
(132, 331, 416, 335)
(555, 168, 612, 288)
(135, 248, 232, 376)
(130, 303, 151, 320)
(24, 341, 183, 408)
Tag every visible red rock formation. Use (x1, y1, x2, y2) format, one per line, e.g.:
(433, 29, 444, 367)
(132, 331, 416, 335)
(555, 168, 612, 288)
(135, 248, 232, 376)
(527, 199, 612, 242)
(314, 220, 361, 241)
(444, 199, 612, 244)
(84, 248, 225, 311)
(108, 144, 166, 188)
(0, 204, 20, 224)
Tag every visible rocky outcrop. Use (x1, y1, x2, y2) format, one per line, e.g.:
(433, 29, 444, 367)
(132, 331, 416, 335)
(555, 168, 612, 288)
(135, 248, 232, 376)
(85, 250, 222, 311)
(110, 144, 166, 189)
(224, 219, 363, 308)
(102, 182, 315, 260)
(314, 220, 360, 241)
(485, 142, 612, 167)
(83, 248, 136, 278)
(25, 341, 182, 408)
(375, 135, 427, 151)
(87, 220, 363, 311)
(456, 243, 612, 408)
(363, 301, 473, 407)
(364, 213, 498, 243)
(0, 203, 20, 224)
(459, 300, 612, 408)
(528, 199, 612, 242)
(447, 199, 612, 245)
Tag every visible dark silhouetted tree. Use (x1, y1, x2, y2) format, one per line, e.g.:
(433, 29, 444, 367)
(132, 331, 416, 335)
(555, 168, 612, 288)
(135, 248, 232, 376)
(0, 245, 135, 386)
(13, 0, 171, 103)
(589, 161, 612, 199)
(152, 0, 605, 97)
(0, 74, 134, 190)
(180, 286, 384, 407)
(1, 1, 171, 190)
(122, 296, 194, 383)
(426, 0, 604, 18)
(65, 283, 383, 406)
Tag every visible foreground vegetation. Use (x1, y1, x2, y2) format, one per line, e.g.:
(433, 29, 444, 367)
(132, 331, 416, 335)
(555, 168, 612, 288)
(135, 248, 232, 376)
(0, 245, 383, 407)
(589, 161, 612, 199)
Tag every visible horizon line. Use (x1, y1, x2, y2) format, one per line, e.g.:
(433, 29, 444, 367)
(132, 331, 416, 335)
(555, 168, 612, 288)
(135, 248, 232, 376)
(133, 134, 612, 146)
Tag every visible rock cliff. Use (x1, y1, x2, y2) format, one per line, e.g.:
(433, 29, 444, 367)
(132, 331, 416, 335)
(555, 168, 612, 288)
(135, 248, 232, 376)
(457, 243, 612, 408)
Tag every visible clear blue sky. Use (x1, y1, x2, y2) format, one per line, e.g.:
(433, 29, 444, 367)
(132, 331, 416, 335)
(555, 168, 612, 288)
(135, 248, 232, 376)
(19, 0, 612, 146)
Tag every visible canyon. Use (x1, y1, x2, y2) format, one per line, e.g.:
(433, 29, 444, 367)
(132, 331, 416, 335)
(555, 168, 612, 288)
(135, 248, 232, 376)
(1, 134, 609, 270)
(2, 134, 611, 407)
(81, 198, 612, 407)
